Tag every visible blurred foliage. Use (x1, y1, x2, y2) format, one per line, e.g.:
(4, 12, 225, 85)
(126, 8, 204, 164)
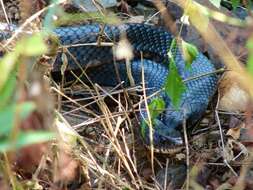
(231, 0, 240, 9)
(209, 0, 222, 8)
(44, 0, 119, 29)
(0, 33, 55, 152)
(0, 34, 47, 91)
(247, 36, 253, 75)
(0, 102, 36, 134)
(54, 12, 120, 26)
(44, 0, 62, 32)
(209, 0, 247, 10)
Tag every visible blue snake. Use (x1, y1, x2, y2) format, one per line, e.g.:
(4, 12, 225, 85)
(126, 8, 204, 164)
(51, 23, 218, 152)
(0, 22, 217, 152)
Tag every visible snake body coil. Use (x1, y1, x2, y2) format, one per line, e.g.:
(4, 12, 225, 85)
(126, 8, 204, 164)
(0, 23, 217, 151)
(52, 24, 218, 150)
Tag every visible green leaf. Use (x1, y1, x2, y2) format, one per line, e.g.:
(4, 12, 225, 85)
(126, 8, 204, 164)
(0, 33, 47, 91)
(141, 120, 148, 139)
(181, 40, 198, 69)
(0, 131, 55, 152)
(0, 102, 36, 135)
(16, 33, 47, 56)
(247, 54, 253, 75)
(0, 73, 16, 108)
(148, 98, 165, 120)
(209, 0, 221, 8)
(164, 60, 186, 109)
(140, 98, 165, 138)
(246, 37, 253, 76)
(122, 187, 130, 190)
(0, 52, 18, 91)
(231, 0, 240, 10)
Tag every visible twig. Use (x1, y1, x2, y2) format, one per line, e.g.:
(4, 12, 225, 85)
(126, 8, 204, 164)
(141, 52, 155, 174)
(94, 91, 141, 189)
(62, 42, 114, 48)
(217, 110, 247, 116)
(183, 68, 226, 83)
(125, 58, 136, 87)
(0, 0, 10, 24)
(215, 91, 238, 176)
(164, 159, 169, 190)
(51, 86, 97, 117)
(145, 8, 166, 24)
(183, 109, 190, 190)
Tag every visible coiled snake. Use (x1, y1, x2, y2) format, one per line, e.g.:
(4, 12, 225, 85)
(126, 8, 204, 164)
(0, 22, 217, 153)
(51, 23, 218, 153)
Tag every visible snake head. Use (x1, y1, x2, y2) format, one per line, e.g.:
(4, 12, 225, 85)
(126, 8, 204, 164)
(141, 119, 183, 149)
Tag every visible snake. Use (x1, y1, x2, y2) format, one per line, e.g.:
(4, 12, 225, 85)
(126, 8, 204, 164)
(50, 23, 218, 153)
(0, 22, 217, 153)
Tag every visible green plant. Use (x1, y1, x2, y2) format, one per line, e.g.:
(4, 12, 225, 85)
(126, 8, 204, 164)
(0, 33, 55, 152)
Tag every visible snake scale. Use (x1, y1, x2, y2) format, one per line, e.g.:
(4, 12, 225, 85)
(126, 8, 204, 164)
(50, 23, 218, 152)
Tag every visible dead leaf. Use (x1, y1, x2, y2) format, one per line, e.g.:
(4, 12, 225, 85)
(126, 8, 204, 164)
(226, 117, 244, 140)
(14, 143, 48, 175)
(219, 71, 251, 112)
(54, 151, 79, 183)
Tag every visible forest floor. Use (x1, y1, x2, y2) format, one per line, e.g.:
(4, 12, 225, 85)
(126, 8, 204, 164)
(1, 0, 253, 189)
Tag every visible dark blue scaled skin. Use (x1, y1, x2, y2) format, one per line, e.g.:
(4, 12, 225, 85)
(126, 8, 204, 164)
(52, 24, 218, 149)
